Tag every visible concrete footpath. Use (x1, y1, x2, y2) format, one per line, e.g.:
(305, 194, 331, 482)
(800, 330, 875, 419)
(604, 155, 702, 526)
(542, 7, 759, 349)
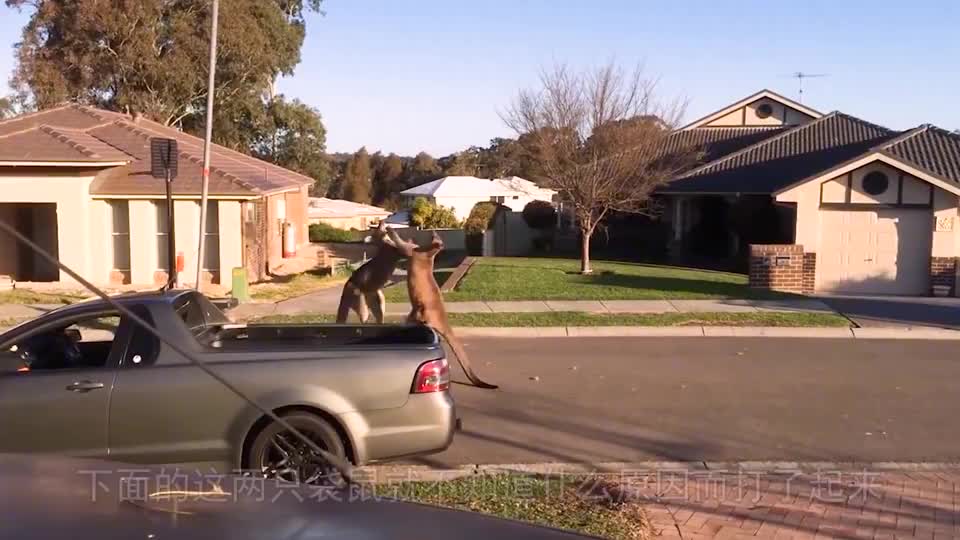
(362, 462, 960, 540)
(225, 293, 840, 322)
(454, 325, 960, 339)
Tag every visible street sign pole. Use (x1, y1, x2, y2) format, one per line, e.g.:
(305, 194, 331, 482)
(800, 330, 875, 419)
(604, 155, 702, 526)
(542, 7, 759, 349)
(196, 0, 220, 292)
(150, 137, 179, 292)
(165, 168, 177, 290)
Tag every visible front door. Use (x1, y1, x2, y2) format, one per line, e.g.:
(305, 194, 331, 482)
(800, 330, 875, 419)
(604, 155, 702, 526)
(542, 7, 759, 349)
(0, 314, 126, 457)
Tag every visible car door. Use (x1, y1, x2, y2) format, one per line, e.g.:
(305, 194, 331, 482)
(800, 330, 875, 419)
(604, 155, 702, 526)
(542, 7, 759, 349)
(0, 313, 129, 458)
(107, 304, 239, 468)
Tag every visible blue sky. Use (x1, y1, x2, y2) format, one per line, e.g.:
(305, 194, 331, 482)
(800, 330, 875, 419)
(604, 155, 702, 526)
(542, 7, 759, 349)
(1, 1, 958, 156)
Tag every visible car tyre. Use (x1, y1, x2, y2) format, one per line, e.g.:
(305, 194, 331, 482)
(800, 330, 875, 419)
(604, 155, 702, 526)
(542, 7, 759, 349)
(246, 411, 346, 485)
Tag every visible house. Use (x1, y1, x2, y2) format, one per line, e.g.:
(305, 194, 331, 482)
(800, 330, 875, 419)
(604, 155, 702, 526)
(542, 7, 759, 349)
(0, 104, 312, 291)
(307, 197, 391, 230)
(658, 89, 960, 296)
(399, 175, 557, 221)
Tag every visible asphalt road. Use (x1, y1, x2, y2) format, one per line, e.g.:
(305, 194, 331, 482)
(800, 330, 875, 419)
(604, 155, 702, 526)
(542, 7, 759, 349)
(817, 295, 960, 329)
(410, 337, 960, 467)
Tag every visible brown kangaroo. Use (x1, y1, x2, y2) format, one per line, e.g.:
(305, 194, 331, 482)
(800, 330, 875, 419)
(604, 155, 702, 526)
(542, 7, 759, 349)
(335, 222, 401, 324)
(383, 228, 498, 389)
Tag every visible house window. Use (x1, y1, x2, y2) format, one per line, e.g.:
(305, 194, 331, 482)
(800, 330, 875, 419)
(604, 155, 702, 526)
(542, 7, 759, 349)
(200, 201, 220, 271)
(491, 196, 506, 204)
(756, 103, 773, 119)
(512, 196, 519, 200)
(243, 201, 256, 223)
(154, 201, 170, 270)
(109, 201, 130, 271)
(862, 171, 889, 196)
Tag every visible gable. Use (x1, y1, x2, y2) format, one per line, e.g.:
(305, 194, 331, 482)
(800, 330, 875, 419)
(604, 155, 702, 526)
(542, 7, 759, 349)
(683, 89, 823, 130)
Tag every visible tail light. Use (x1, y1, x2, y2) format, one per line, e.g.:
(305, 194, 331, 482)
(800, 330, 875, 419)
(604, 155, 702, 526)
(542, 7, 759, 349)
(412, 358, 450, 393)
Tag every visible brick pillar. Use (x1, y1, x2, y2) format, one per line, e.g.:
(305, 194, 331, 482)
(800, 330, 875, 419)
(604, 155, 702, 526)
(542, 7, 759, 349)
(802, 253, 816, 294)
(930, 257, 957, 296)
(749, 244, 805, 293)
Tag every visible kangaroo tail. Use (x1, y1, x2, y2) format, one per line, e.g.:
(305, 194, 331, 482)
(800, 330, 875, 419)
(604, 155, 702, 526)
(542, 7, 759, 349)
(434, 327, 498, 390)
(335, 285, 353, 324)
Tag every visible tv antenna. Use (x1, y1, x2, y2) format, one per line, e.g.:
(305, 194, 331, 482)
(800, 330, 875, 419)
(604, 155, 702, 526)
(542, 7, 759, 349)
(785, 72, 829, 103)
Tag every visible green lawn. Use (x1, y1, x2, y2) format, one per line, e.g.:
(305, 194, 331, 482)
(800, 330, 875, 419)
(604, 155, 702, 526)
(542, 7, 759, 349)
(386, 257, 784, 302)
(373, 474, 648, 539)
(254, 311, 850, 327)
(249, 270, 347, 301)
(0, 289, 87, 305)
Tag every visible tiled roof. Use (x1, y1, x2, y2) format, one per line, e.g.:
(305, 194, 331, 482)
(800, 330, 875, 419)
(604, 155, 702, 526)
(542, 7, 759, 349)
(660, 112, 898, 194)
(879, 125, 960, 184)
(660, 127, 788, 169)
(0, 103, 313, 196)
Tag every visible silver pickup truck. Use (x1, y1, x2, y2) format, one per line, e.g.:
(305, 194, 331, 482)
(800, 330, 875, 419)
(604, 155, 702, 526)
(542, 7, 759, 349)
(0, 289, 457, 483)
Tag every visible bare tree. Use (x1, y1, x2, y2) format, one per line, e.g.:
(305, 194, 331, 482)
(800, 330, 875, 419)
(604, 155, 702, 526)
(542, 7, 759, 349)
(501, 62, 701, 274)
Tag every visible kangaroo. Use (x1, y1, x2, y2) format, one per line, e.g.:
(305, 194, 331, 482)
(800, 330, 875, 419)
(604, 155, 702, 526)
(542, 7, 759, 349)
(335, 221, 401, 324)
(382, 228, 498, 389)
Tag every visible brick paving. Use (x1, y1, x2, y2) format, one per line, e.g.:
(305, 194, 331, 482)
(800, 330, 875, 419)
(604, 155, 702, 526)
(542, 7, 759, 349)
(622, 469, 960, 539)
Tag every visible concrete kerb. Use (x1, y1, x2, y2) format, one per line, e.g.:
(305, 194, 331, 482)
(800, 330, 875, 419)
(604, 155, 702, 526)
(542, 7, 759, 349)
(453, 326, 960, 339)
(358, 461, 960, 484)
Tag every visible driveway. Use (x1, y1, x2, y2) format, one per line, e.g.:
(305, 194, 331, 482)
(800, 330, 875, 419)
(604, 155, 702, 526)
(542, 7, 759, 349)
(816, 294, 960, 329)
(413, 336, 960, 467)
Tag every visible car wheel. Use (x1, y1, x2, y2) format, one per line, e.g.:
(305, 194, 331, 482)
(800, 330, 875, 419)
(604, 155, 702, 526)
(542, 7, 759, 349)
(246, 412, 346, 485)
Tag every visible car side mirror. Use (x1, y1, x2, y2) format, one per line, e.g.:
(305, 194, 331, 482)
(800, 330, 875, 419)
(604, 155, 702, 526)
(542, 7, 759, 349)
(64, 328, 81, 342)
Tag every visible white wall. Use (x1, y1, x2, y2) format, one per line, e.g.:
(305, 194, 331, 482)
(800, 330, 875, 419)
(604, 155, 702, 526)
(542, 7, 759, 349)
(0, 172, 95, 283)
(87, 200, 113, 284)
(777, 158, 959, 259)
(218, 200, 243, 290)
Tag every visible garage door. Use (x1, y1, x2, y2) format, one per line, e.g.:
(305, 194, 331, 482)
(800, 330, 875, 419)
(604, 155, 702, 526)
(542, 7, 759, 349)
(817, 208, 931, 295)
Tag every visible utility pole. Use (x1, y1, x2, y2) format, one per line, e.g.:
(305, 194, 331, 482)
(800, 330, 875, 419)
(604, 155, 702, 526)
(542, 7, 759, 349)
(196, 0, 219, 291)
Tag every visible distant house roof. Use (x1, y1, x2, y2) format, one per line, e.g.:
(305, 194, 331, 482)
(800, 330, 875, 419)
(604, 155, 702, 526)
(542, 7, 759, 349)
(401, 175, 556, 198)
(680, 88, 823, 130)
(0, 103, 313, 197)
(661, 112, 898, 194)
(308, 197, 391, 219)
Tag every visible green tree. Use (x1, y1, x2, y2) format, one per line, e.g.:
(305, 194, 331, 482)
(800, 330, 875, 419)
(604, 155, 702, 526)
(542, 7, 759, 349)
(373, 153, 404, 205)
(521, 200, 557, 230)
(7, 0, 322, 148)
(410, 152, 440, 180)
(253, 96, 330, 195)
(463, 202, 501, 234)
(0, 96, 15, 119)
(442, 147, 481, 176)
(341, 147, 372, 203)
(410, 197, 459, 229)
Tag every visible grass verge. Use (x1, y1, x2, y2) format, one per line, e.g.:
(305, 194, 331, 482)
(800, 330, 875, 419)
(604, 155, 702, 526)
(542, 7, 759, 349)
(252, 311, 850, 327)
(427, 257, 788, 302)
(373, 473, 648, 539)
(249, 271, 347, 302)
(0, 289, 87, 305)
(0, 317, 31, 329)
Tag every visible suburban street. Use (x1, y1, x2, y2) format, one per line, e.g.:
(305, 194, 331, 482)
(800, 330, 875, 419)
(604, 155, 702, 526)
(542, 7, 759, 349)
(417, 336, 960, 467)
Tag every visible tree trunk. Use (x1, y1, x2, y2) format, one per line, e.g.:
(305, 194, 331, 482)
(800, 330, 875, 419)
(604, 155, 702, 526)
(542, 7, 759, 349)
(580, 227, 592, 274)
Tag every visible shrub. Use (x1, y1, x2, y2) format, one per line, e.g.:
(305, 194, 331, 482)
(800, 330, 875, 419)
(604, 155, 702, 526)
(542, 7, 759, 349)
(522, 200, 557, 230)
(463, 202, 501, 234)
(309, 222, 361, 243)
(410, 196, 461, 229)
